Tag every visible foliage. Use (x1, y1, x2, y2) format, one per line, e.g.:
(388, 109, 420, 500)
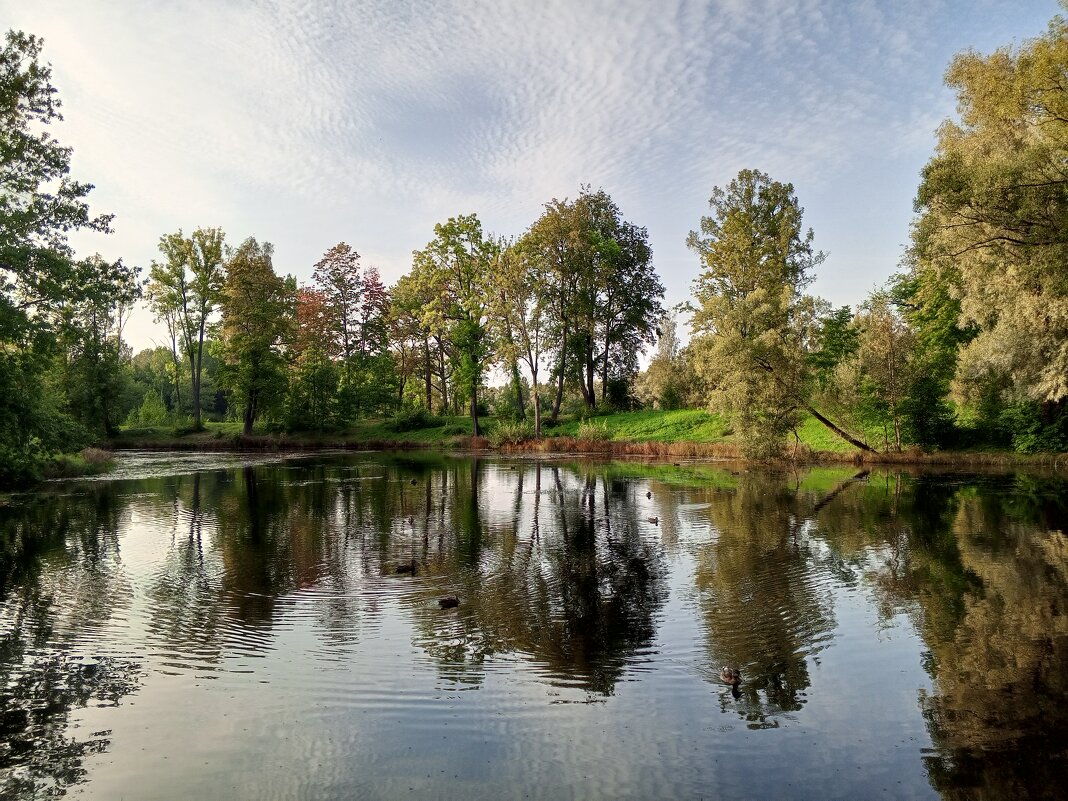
(687, 169, 825, 458)
(127, 391, 169, 427)
(576, 419, 612, 441)
(412, 214, 496, 435)
(285, 344, 339, 432)
(487, 420, 533, 447)
(524, 187, 664, 416)
(997, 400, 1068, 454)
(915, 15, 1068, 407)
(146, 227, 225, 428)
(0, 30, 116, 483)
(218, 238, 294, 435)
(387, 406, 441, 433)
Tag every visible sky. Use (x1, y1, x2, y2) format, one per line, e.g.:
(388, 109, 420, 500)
(2, 0, 1060, 353)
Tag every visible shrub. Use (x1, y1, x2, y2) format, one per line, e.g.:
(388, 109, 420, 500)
(387, 406, 440, 432)
(577, 420, 611, 441)
(488, 421, 533, 448)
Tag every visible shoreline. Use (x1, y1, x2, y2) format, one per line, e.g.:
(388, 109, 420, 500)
(104, 432, 1068, 470)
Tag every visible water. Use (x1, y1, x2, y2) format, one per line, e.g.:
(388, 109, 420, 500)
(1, 452, 1066, 800)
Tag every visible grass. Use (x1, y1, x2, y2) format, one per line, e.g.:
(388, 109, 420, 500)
(107, 409, 1067, 468)
(552, 409, 733, 443)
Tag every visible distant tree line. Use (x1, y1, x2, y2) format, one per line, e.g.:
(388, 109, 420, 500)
(4, 10, 1068, 482)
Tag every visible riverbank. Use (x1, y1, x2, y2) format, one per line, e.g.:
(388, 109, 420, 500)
(104, 410, 1067, 469)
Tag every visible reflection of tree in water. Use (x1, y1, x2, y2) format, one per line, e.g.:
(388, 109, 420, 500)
(0, 487, 141, 798)
(816, 471, 1068, 800)
(692, 471, 836, 726)
(407, 461, 668, 696)
(917, 479, 1068, 800)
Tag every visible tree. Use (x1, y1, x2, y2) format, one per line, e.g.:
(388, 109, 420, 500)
(312, 242, 362, 415)
(634, 313, 701, 410)
(854, 292, 916, 451)
(55, 255, 141, 436)
(687, 169, 870, 457)
(412, 215, 496, 435)
(1, 31, 113, 331)
(0, 30, 114, 481)
(524, 187, 664, 416)
(146, 227, 226, 428)
(490, 239, 551, 436)
(914, 12, 1068, 409)
(219, 238, 295, 434)
(285, 286, 338, 431)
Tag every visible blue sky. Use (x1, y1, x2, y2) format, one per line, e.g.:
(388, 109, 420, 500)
(2, 0, 1060, 352)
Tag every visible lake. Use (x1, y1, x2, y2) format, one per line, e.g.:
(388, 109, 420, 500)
(1, 451, 1065, 799)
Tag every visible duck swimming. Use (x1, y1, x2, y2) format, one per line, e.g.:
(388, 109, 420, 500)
(438, 596, 460, 609)
(720, 666, 741, 686)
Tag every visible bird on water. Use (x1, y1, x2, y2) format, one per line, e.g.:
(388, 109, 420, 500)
(720, 666, 741, 686)
(439, 596, 460, 609)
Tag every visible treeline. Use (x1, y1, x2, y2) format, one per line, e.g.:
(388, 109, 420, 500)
(126, 188, 664, 442)
(4, 11, 1068, 483)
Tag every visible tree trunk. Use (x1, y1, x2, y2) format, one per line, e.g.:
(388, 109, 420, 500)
(551, 342, 567, 423)
(804, 404, 876, 452)
(423, 337, 432, 410)
(511, 360, 526, 420)
(243, 390, 256, 435)
(470, 383, 481, 436)
(532, 387, 542, 438)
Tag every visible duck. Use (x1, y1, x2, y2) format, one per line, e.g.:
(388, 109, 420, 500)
(410, 478, 417, 485)
(720, 666, 741, 686)
(395, 560, 417, 574)
(648, 516, 659, 525)
(646, 491, 652, 499)
(438, 596, 460, 609)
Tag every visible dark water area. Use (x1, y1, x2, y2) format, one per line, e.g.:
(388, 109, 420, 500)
(1, 451, 1066, 800)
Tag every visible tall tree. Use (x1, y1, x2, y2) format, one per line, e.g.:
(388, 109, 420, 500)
(687, 169, 870, 457)
(0, 30, 114, 481)
(56, 255, 141, 436)
(146, 227, 226, 429)
(312, 242, 362, 415)
(412, 215, 496, 435)
(490, 239, 551, 436)
(219, 238, 295, 435)
(524, 187, 664, 415)
(914, 12, 1068, 407)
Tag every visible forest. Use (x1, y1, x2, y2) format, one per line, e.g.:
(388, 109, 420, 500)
(3, 12, 1068, 485)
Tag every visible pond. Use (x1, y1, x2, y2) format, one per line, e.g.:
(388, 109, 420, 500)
(1, 451, 1066, 799)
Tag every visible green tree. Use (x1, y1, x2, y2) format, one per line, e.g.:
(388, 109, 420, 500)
(854, 292, 916, 451)
(914, 12, 1068, 416)
(146, 227, 226, 429)
(412, 215, 496, 435)
(55, 255, 141, 436)
(524, 188, 664, 416)
(0, 30, 114, 481)
(489, 239, 551, 436)
(687, 169, 870, 457)
(219, 238, 295, 434)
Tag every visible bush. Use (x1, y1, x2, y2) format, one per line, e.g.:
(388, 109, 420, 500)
(387, 406, 440, 432)
(577, 420, 611, 441)
(998, 400, 1068, 454)
(488, 421, 533, 448)
(126, 392, 169, 428)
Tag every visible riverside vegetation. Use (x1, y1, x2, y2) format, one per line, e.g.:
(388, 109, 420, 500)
(5, 14, 1068, 485)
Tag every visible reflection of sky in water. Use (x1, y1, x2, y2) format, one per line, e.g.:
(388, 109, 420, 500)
(4, 455, 1063, 799)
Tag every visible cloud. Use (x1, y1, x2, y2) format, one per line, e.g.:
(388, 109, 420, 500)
(0, 0, 1058, 350)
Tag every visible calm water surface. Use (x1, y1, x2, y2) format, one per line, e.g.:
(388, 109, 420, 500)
(1, 451, 1066, 800)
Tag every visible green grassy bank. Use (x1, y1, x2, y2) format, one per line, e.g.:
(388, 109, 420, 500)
(104, 409, 1067, 468)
